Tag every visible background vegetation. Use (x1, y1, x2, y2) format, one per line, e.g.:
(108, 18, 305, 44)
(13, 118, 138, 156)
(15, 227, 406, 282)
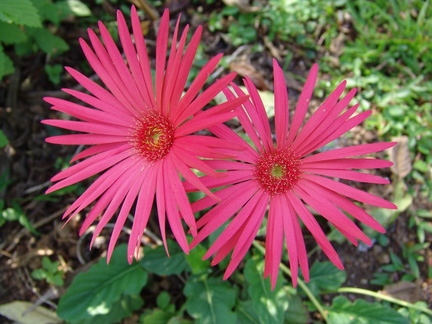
(0, 0, 431, 323)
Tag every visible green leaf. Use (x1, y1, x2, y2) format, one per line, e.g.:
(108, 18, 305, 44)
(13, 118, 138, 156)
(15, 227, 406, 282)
(285, 288, 310, 324)
(185, 244, 210, 275)
(0, 0, 41, 27)
(244, 256, 288, 324)
(74, 294, 144, 324)
(140, 240, 189, 276)
(0, 130, 7, 148)
(156, 291, 171, 310)
(235, 301, 261, 324)
(32, 28, 69, 55)
(305, 261, 347, 295)
(184, 275, 237, 324)
(0, 47, 14, 80)
(142, 309, 178, 324)
(31, 268, 47, 280)
(0, 21, 27, 44)
(57, 244, 148, 322)
(45, 64, 63, 84)
(327, 296, 409, 324)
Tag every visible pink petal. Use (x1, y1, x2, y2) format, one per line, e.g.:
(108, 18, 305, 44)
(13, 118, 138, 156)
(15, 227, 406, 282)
(191, 182, 259, 249)
(46, 134, 127, 146)
(130, 5, 155, 108)
(303, 173, 397, 209)
(64, 67, 126, 113)
(60, 89, 133, 121)
(126, 165, 157, 263)
(173, 73, 238, 127)
(296, 184, 371, 245)
(303, 158, 393, 170)
(106, 164, 151, 262)
(117, 9, 154, 110)
(155, 10, 170, 110)
(302, 168, 390, 184)
(70, 143, 127, 162)
(264, 195, 284, 289)
(292, 87, 356, 153)
(299, 108, 371, 157)
(170, 26, 202, 109)
(42, 119, 128, 136)
(302, 142, 397, 163)
(171, 54, 222, 121)
(287, 191, 344, 269)
(62, 158, 136, 225)
(47, 149, 132, 193)
(286, 64, 319, 144)
(273, 59, 289, 149)
(301, 178, 385, 232)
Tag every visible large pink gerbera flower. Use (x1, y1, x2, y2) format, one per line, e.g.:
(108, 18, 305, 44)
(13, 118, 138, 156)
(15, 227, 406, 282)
(188, 59, 397, 288)
(42, 7, 246, 262)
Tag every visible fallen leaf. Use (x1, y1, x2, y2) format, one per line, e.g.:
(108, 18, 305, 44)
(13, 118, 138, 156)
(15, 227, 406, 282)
(381, 281, 422, 303)
(389, 136, 412, 179)
(0, 301, 61, 324)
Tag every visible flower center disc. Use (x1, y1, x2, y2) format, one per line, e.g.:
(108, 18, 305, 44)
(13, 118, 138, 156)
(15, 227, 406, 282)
(255, 149, 301, 195)
(132, 112, 174, 161)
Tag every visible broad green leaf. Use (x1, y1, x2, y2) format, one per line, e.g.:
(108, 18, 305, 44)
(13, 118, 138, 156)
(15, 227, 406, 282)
(57, 244, 148, 322)
(185, 244, 210, 274)
(235, 301, 261, 324)
(327, 296, 409, 324)
(33, 28, 69, 55)
(142, 309, 177, 324)
(0, 0, 41, 27)
(184, 275, 237, 324)
(30, 0, 60, 25)
(74, 294, 144, 324)
(0, 22, 27, 44)
(156, 291, 171, 310)
(244, 256, 288, 324)
(285, 289, 310, 324)
(305, 261, 346, 295)
(140, 240, 189, 276)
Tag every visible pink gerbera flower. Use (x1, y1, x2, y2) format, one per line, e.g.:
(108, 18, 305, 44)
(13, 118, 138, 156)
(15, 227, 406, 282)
(188, 59, 397, 288)
(42, 7, 246, 262)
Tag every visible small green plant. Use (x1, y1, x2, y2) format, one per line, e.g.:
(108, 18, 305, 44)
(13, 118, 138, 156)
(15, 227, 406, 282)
(31, 256, 65, 286)
(0, 0, 92, 81)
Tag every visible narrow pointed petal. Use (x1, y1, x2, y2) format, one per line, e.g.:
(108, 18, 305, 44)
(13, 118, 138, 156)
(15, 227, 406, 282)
(273, 59, 289, 149)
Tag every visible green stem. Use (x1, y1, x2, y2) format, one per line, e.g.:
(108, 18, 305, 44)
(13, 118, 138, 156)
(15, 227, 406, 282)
(252, 240, 328, 322)
(334, 287, 432, 316)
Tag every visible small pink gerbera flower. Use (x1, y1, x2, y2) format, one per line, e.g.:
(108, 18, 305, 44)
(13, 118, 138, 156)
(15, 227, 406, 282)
(42, 7, 246, 262)
(188, 59, 397, 288)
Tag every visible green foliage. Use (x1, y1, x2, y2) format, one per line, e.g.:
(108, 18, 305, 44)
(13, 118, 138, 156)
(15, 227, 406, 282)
(184, 275, 237, 324)
(0, 200, 39, 234)
(31, 256, 65, 286)
(0, 130, 9, 148)
(140, 239, 189, 275)
(305, 261, 347, 295)
(327, 296, 410, 324)
(0, 0, 42, 27)
(0, 0, 92, 80)
(57, 244, 147, 323)
(243, 256, 288, 324)
(45, 64, 63, 84)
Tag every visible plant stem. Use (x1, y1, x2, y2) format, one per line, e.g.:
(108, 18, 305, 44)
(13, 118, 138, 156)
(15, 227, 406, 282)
(334, 287, 432, 316)
(252, 240, 328, 322)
